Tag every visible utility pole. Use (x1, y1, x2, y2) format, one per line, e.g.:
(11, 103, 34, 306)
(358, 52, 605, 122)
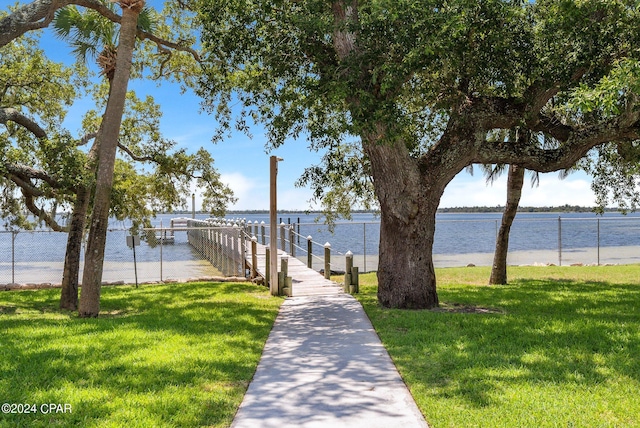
(270, 156, 283, 295)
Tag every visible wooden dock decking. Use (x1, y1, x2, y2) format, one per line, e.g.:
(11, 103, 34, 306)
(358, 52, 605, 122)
(250, 243, 343, 296)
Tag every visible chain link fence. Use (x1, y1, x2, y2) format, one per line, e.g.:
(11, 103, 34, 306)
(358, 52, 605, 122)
(2, 215, 640, 286)
(287, 215, 640, 272)
(0, 228, 222, 286)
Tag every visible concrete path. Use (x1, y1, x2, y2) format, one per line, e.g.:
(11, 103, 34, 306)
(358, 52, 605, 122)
(232, 247, 429, 427)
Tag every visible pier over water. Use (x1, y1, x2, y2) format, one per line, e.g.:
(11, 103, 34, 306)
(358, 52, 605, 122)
(183, 218, 343, 296)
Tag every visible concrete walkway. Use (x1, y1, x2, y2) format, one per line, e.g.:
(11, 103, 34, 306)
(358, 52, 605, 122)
(231, 251, 429, 427)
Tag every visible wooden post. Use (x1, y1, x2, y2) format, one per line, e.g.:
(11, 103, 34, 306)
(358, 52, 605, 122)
(254, 222, 259, 240)
(278, 271, 285, 295)
(265, 247, 271, 288)
(269, 156, 281, 296)
(280, 257, 289, 296)
(214, 228, 220, 270)
(324, 242, 331, 279)
(281, 255, 288, 282)
(251, 236, 258, 279)
(351, 266, 359, 294)
(230, 229, 236, 276)
(238, 228, 243, 277)
(284, 276, 293, 297)
(289, 226, 295, 256)
(222, 232, 228, 276)
(260, 221, 266, 245)
(307, 235, 313, 269)
(280, 222, 286, 252)
(345, 251, 353, 293)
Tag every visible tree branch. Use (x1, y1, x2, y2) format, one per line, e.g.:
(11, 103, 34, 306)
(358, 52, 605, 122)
(0, 107, 48, 139)
(7, 173, 45, 197)
(77, 131, 97, 147)
(117, 142, 154, 162)
(136, 30, 201, 62)
(0, 0, 118, 48)
(472, 118, 640, 172)
(21, 188, 67, 232)
(4, 162, 61, 188)
(1, 0, 201, 63)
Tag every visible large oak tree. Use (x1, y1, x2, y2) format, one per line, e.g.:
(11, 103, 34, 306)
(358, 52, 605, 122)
(197, 0, 640, 308)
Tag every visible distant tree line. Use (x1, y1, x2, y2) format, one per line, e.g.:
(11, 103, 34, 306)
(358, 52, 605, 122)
(436, 205, 615, 214)
(169, 205, 623, 216)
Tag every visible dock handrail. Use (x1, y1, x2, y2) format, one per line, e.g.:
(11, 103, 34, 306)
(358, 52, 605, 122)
(183, 218, 342, 279)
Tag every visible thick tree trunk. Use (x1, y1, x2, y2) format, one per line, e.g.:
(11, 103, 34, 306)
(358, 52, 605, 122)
(59, 186, 90, 310)
(377, 200, 440, 309)
(79, 3, 142, 318)
(489, 164, 525, 285)
(364, 140, 450, 309)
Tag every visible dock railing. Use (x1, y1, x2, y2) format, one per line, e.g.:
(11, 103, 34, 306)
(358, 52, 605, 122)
(183, 219, 345, 281)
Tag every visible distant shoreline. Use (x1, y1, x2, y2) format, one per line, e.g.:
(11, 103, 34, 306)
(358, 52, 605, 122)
(167, 204, 616, 215)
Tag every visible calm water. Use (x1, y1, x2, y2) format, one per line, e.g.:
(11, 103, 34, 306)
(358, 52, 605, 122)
(2, 211, 640, 283)
(221, 211, 640, 256)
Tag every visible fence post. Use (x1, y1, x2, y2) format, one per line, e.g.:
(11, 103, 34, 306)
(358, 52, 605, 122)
(558, 216, 562, 267)
(260, 221, 266, 245)
(280, 222, 286, 252)
(289, 226, 295, 257)
(324, 242, 331, 279)
(12, 231, 16, 284)
(363, 223, 367, 273)
(254, 222, 259, 240)
(597, 218, 600, 266)
(251, 236, 258, 279)
(160, 222, 163, 282)
(307, 235, 313, 268)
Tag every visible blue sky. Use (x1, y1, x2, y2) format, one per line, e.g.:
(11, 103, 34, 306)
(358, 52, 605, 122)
(2, 0, 599, 211)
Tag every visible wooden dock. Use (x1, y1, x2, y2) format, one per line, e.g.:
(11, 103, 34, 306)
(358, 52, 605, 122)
(249, 242, 343, 296)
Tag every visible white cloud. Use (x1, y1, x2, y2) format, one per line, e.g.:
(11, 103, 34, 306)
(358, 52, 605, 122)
(192, 168, 597, 213)
(278, 187, 320, 211)
(520, 175, 594, 207)
(220, 172, 268, 210)
(440, 171, 597, 208)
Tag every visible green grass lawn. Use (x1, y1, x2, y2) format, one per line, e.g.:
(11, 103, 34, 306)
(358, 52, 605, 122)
(354, 265, 640, 428)
(0, 282, 283, 428)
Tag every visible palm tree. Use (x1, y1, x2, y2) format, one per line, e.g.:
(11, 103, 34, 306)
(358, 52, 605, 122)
(53, 3, 153, 311)
(486, 162, 526, 285)
(81, 0, 146, 317)
(53, 0, 148, 316)
(54, 3, 155, 81)
(481, 130, 574, 285)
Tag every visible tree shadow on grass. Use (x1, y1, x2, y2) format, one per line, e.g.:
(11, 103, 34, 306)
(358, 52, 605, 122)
(0, 282, 281, 427)
(360, 278, 640, 420)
